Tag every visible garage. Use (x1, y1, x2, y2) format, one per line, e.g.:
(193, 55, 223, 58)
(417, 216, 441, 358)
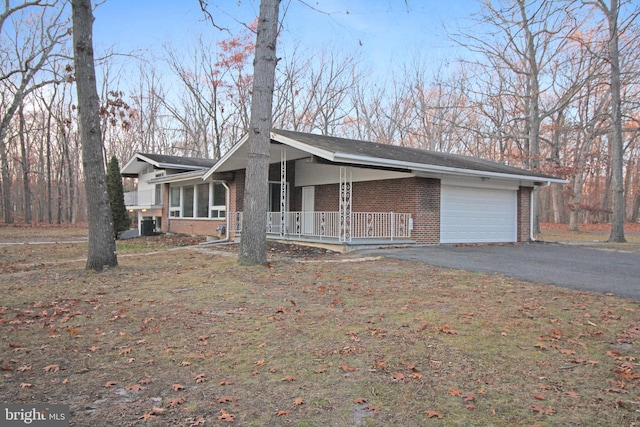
(440, 184, 517, 244)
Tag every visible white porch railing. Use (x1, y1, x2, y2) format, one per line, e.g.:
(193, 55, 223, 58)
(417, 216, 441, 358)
(232, 211, 412, 242)
(124, 189, 162, 208)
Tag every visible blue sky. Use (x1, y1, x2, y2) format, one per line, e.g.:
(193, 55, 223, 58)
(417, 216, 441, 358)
(92, 0, 481, 77)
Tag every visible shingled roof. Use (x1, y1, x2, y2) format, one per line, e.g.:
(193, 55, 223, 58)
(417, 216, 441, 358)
(271, 129, 562, 182)
(121, 153, 217, 177)
(203, 129, 565, 184)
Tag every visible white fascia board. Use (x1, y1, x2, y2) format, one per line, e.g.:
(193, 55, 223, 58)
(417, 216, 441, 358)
(121, 153, 160, 174)
(149, 170, 205, 184)
(156, 163, 208, 171)
(202, 134, 249, 180)
(132, 153, 161, 167)
(271, 132, 337, 161)
(333, 152, 568, 185)
(122, 153, 208, 174)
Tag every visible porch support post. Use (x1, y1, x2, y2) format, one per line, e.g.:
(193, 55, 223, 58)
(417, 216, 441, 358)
(280, 149, 286, 237)
(339, 166, 352, 242)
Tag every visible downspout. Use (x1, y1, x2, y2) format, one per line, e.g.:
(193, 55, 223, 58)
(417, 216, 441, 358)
(530, 181, 551, 242)
(199, 181, 231, 246)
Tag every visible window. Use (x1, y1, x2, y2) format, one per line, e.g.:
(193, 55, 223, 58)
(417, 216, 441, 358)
(182, 186, 194, 217)
(170, 187, 181, 217)
(211, 183, 226, 219)
(154, 184, 162, 205)
(168, 183, 226, 219)
(196, 183, 209, 218)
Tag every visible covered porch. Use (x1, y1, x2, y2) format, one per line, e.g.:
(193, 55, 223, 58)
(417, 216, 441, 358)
(231, 210, 413, 246)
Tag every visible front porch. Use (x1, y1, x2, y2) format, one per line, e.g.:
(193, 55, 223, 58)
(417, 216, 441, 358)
(231, 211, 414, 248)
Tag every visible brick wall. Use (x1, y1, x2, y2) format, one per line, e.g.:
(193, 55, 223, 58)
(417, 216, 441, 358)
(314, 177, 441, 244)
(517, 186, 532, 242)
(412, 178, 441, 244)
(167, 218, 225, 236)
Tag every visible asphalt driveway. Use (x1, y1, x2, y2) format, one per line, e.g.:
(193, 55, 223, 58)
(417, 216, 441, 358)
(357, 242, 640, 300)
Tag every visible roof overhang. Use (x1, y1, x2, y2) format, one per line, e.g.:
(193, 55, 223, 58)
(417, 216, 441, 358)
(202, 131, 568, 186)
(122, 153, 212, 177)
(333, 152, 567, 185)
(148, 170, 206, 184)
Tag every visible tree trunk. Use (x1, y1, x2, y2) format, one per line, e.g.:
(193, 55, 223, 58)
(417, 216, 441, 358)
(19, 107, 31, 224)
(604, 0, 626, 242)
(72, 0, 118, 270)
(631, 193, 640, 223)
(0, 131, 12, 224)
(239, 0, 280, 265)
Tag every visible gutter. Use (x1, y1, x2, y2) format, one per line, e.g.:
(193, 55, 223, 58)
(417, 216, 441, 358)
(334, 152, 566, 184)
(530, 181, 552, 242)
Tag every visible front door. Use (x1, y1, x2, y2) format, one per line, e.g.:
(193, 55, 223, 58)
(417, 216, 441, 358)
(302, 186, 315, 235)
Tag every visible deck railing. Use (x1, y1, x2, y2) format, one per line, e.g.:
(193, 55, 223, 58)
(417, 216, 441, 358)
(124, 189, 161, 208)
(232, 211, 412, 242)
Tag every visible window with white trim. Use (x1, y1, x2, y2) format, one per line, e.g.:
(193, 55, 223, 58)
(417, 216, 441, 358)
(168, 183, 226, 219)
(169, 187, 181, 217)
(182, 186, 194, 217)
(211, 183, 226, 219)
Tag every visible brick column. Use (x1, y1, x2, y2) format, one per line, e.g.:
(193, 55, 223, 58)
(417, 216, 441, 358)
(517, 186, 532, 242)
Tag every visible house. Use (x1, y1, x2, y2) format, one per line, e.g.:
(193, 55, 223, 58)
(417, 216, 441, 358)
(121, 153, 218, 236)
(123, 130, 565, 247)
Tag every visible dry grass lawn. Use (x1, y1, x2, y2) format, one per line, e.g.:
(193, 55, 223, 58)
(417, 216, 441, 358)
(1, 225, 639, 426)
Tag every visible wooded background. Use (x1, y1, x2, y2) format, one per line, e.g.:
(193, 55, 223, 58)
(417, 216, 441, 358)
(1, 0, 639, 230)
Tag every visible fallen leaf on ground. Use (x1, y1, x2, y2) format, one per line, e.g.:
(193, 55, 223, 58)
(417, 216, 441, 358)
(218, 409, 234, 422)
(530, 404, 555, 415)
(42, 364, 59, 372)
(293, 397, 304, 405)
(276, 410, 290, 416)
(439, 324, 457, 335)
(425, 410, 444, 418)
(125, 384, 144, 392)
(172, 383, 184, 391)
(167, 397, 185, 408)
(104, 381, 117, 388)
(354, 397, 368, 404)
(217, 396, 235, 403)
(138, 413, 155, 421)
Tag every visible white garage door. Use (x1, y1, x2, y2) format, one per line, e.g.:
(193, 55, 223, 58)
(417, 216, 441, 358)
(440, 185, 517, 244)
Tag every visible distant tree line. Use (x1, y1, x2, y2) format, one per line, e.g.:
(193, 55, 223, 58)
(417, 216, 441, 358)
(1, 0, 639, 233)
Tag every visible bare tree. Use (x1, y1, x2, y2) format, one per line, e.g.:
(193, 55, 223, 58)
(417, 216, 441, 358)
(587, 0, 632, 242)
(0, 0, 70, 223)
(451, 0, 589, 230)
(239, 0, 280, 265)
(72, 0, 117, 270)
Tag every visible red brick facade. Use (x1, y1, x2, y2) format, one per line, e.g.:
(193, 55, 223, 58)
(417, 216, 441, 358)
(314, 177, 441, 244)
(162, 182, 226, 238)
(517, 186, 532, 242)
(164, 161, 534, 244)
